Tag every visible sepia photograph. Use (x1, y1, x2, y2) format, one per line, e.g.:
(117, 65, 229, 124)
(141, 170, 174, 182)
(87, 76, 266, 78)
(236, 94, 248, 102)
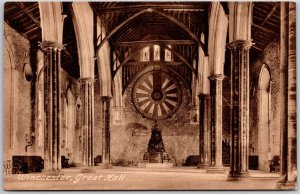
(2, 1, 297, 190)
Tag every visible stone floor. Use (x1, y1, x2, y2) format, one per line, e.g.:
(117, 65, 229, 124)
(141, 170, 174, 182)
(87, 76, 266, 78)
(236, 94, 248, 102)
(3, 166, 289, 190)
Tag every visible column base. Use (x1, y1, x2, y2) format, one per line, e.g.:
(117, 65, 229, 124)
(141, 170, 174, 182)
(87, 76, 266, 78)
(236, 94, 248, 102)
(197, 163, 210, 169)
(277, 174, 287, 184)
(100, 163, 112, 169)
(276, 182, 297, 190)
(70, 162, 82, 167)
(206, 165, 226, 173)
(276, 175, 297, 190)
(138, 162, 173, 168)
(227, 172, 250, 181)
(42, 169, 63, 176)
(80, 167, 96, 173)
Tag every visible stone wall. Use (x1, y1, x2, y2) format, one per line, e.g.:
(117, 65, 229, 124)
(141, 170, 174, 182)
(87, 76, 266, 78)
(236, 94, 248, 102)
(222, 77, 231, 165)
(4, 22, 82, 166)
(93, 80, 103, 161)
(94, 74, 200, 166)
(4, 22, 33, 159)
(60, 71, 82, 165)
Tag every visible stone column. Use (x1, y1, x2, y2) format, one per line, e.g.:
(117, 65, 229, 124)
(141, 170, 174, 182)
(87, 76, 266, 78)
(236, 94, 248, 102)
(36, 50, 44, 150)
(209, 74, 225, 168)
(277, 2, 297, 189)
(39, 41, 64, 171)
(286, 2, 296, 186)
(227, 40, 252, 180)
(198, 94, 210, 167)
(102, 96, 112, 168)
(80, 78, 95, 170)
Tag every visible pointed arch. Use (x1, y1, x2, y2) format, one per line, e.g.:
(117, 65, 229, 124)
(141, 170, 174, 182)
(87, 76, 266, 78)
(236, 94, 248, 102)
(39, 2, 64, 43)
(112, 59, 124, 107)
(71, 2, 94, 78)
(96, 18, 112, 97)
(208, 2, 228, 75)
(4, 37, 16, 154)
(151, 9, 205, 49)
(256, 64, 272, 171)
(96, 9, 149, 54)
(258, 64, 272, 88)
(228, 2, 252, 42)
(4, 37, 16, 70)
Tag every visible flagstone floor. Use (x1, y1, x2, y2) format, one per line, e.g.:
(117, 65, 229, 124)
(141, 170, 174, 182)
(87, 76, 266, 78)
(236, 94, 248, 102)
(3, 166, 285, 190)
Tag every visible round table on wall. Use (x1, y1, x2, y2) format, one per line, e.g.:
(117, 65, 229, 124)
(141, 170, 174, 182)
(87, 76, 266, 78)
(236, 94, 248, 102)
(132, 70, 182, 120)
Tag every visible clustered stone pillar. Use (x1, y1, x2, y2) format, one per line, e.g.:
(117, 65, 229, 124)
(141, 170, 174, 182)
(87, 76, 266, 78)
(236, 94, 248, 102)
(198, 94, 210, 167)
(209, 74, 224, 168)
(286, 2, 297, 186)
(102, 96, 111, 168)
(227, 40, 252, 179)
(81, 78, 95, 168)
(277, 2, 297, 189)
(40, 41, 64, 171)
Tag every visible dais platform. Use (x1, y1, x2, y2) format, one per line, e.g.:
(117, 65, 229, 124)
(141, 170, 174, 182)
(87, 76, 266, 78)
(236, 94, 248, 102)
(138, 162, 173, 168)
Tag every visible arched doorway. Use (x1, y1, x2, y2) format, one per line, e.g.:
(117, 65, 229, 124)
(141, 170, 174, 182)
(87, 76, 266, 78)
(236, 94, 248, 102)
(4, 38, 15, 161)
(257, 65, 271, 171)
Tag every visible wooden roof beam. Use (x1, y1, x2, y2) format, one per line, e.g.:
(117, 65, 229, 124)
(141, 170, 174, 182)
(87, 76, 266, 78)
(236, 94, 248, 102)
(11, 3, 38, 18)
(95, 4, 206, 13)
(251, 45, 263, 52)
(252, 3, 279, 37)
(96, 9, 155, 53)
(15, 2, 40, 27)
(96, 8, 206, 55)
(252, 23, 277, 35)
(24, 25, 39, 35)
(260, 3, 279, 26)
(113, 40, 196, 46)
(125, 61, 183, 66)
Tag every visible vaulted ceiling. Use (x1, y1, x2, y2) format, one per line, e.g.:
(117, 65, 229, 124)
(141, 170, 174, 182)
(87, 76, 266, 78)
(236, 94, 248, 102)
(4, 2, 280, 80)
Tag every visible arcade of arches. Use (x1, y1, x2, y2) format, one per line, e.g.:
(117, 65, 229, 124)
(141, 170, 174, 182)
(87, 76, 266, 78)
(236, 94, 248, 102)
(3, 2, 296, 190)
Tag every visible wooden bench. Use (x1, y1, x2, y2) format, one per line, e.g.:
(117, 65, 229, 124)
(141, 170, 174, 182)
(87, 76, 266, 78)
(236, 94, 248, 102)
(12, 156, 44, 174)
(269, 155, 280, 172)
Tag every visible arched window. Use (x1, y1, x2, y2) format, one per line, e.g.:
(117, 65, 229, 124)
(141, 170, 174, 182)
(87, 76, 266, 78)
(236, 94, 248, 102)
(165, 45, 172, 61)
(153, 45, 160, 61)
(140, 46, 150, 61)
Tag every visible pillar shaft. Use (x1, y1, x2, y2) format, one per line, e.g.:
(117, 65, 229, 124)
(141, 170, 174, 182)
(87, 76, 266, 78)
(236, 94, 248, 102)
(209, 75, 224, 167)
(40, 41, 64, 171)
(102, 96, 111, 165)
(287, 2, 296, 183)
(198, 94, 209, 166)
(81, 78, 94, 167)
(278, 2, 297, 187)
(279, 2, 289, 183)
(228, 40, 252, 177)
(206, 97, 212, 165)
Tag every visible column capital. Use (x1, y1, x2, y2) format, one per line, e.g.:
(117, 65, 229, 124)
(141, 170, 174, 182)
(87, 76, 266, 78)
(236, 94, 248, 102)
(101, 96, 112, 101)
(198, 93, 209, 99)
(39, 41, 65, 51)
(227, 40, 252, 50)
(80, 77, 95, 83)
(208, 74, 225, 82)
(191, 104, 198, 109)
